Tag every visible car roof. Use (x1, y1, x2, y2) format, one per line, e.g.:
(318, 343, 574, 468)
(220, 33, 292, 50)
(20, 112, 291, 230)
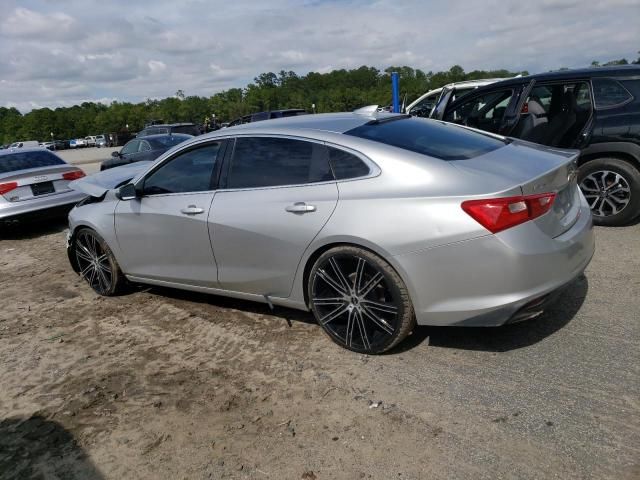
(139, 133, 193, 141)
(143, 123, 196, 128)
(484, 65, 640, 89)
(0, 147, 64, 158)
(217, 112, 380, 135)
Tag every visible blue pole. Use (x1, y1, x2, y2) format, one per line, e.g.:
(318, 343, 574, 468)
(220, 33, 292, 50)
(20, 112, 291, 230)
(391, 72, 400, 113)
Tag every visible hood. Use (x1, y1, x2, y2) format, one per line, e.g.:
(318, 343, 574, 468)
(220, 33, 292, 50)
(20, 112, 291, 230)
(69, 161, 152, 197)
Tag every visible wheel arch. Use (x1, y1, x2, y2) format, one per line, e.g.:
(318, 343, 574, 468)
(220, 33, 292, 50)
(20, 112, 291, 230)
(578, 142, 640, 171)
(299, 238, 413, 309)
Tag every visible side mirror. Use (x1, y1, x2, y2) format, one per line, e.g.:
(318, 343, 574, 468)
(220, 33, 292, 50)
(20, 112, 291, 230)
(116, 183, 138, 201)
(111, 151, 120, 158)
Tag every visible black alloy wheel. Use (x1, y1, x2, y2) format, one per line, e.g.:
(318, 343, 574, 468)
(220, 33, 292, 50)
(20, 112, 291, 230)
(74, 228, 124, 296)
(309, 246, 415, 354)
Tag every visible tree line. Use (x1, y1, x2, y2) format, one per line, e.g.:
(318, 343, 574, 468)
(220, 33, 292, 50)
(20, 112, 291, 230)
(1, 53, 638, 144)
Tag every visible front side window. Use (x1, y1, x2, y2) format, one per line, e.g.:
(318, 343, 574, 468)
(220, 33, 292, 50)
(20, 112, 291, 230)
(226, 137, 333, 189)
(143, 143, 221, 195)
(444, 90, 513, 133)
(592, 78, 633, 109)
(409, 93, 439, 118)
(120, 140, 140, 155)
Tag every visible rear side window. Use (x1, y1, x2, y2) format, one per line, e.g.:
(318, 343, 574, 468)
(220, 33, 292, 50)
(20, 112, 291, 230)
(172, 125, 200, 135)
(592, 78, 633, 109)
(0, 151, 65, 174)
(345, 117, 506, 161)
(328, 147, 370, 179)
(149, 135, 192, 148)
(226, 137, 333, 189)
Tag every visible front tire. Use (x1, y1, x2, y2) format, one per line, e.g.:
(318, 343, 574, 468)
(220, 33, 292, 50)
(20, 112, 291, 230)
(578, 158, 640, 226)
(308, 246, 415, 354)
(74, 228, 126, 295)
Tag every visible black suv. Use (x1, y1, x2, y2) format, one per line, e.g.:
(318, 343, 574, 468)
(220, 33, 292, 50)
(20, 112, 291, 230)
(137, 122, 201, 137)
(226, 109, 307, 127)
(429, 66, 640, 226)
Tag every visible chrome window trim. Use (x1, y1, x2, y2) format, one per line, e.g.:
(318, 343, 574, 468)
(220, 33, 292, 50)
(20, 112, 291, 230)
(218, 134, 380, 193)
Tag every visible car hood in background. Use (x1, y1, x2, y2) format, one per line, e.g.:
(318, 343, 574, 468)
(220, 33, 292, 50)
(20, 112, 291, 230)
(69, 161, 152, 197)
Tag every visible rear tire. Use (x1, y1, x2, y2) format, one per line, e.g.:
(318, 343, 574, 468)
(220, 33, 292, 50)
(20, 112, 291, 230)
(578, 157, 640, 226)
(74, 228, 126, 296)
(308, 246, 415, 354)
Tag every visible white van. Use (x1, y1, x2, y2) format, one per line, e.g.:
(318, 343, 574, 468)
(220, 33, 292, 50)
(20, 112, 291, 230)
(9, 141, 40, 149)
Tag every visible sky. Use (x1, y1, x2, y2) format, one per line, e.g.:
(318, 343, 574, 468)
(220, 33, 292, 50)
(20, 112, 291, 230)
(1, 0, 639, 112)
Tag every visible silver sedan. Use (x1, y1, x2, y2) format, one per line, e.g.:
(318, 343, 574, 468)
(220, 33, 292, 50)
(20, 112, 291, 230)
(66, 112, 595, 354)
(1, 148, 86, 224)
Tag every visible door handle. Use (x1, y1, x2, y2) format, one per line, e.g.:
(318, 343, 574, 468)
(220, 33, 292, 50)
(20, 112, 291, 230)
(180, 205, 205, 215)
(285, 202, 316, 214)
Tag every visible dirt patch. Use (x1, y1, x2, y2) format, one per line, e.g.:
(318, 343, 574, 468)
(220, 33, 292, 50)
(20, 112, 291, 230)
(1, 220, 639, 479)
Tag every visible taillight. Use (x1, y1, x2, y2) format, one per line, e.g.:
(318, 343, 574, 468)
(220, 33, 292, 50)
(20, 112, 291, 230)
(0, 182, 18, 195)
(62, 170, 86, 181)
(462, 193, 556, 233)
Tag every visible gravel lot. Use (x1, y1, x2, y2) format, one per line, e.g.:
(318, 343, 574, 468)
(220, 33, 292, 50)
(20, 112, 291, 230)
(57, 147, 120, 175)
(0, 217, 638, 479)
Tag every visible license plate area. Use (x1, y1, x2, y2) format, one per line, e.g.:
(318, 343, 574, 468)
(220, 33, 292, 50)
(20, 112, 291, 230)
(31, 181, 55, 196)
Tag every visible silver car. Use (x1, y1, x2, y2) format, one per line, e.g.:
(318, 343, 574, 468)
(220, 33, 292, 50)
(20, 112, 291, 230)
(66, 112, 595, 354)
(1, 148, 87, 223)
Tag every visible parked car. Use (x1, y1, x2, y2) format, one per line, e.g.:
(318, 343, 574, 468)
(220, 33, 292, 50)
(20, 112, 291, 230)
(405, 78, 509, 118)
(8, 141, 40, 149)
(430, 66, 640, 226)
(226, 109, 308, 127)
(41, 141, 55, 151)
(0, 148, 86, 223)
(100, 133, 193, 171)
(70, 138, 86, 148)
(54, 139, 71, 150)
(137, 123, 201, 137)
(67, 111, 594, 354)
(95, 135, 107, 148)
(84, 136, 97, 147)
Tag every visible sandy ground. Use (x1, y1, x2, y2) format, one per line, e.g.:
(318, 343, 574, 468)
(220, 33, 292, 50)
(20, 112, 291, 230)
(56, 147, 119, 176)
(0, 218, 638, 479)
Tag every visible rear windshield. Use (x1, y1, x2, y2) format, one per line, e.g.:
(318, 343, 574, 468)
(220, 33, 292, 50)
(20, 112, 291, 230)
(0, 150, 65, 174)
(345, 117, 506, 160)
(140, 127, 169, 136)
(149, 135, 192, 147)
(171, 125, 200, 135)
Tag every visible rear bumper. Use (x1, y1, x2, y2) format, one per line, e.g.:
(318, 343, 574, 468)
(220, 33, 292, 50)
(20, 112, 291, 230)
(0, 190, 86, 221)
(393, 196, 595, 326)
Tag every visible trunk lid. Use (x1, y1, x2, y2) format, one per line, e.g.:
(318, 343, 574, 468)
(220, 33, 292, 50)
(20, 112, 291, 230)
(0, 165, 82, 203)
(452, 140, 581, 237)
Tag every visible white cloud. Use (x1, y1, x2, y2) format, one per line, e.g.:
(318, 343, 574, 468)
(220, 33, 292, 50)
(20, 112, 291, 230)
(1, 7, 81, 41)
(0, 0, 638, 112)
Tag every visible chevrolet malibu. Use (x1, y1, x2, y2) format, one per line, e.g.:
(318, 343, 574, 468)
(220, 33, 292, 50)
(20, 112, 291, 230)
(66, 111, 595, 354)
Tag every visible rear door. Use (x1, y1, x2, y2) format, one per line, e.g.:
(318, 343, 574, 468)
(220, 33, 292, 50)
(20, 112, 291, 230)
(210, 136, 338, 297)
(114, 140, 226, 286)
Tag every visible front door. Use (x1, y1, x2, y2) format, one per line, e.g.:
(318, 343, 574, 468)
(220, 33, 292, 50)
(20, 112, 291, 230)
(114, 141, 225, 286)
(210, 136, 338, 297)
